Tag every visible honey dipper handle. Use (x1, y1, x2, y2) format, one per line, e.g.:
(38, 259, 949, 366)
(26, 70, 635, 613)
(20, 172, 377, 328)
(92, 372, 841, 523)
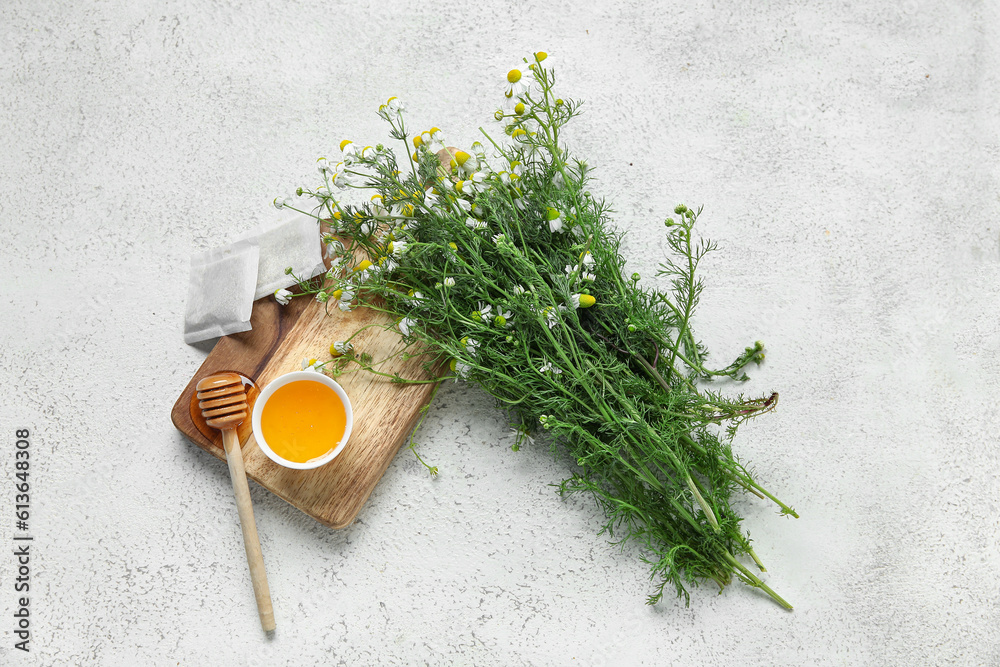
(223, 428, 276, 632)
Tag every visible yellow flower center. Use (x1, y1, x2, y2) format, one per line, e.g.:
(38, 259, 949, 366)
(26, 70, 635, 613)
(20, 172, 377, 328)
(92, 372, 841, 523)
(448, 242, 458, 252)
(354, 260, 372, 272)
(454, 150, 470, 165)
(495, 315, 507, 327)
(413, 135, 423, 148)
(514, 102, 525, 115)
(507, 69, 522, 83)
(546, 207, 561, 221)
(332, 289, 343, 300)
(578, 294, 596, 308)
(535, 51, 548, 62)
(339, 140, 352, 151)
(329, 343, 343, 357)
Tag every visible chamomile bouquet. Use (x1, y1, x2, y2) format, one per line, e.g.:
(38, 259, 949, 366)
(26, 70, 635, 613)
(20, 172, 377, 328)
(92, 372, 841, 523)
(275, 53, 797, 608)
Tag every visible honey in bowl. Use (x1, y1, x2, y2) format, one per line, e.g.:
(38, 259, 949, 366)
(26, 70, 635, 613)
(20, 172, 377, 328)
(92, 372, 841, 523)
(259, 379, 347, 464)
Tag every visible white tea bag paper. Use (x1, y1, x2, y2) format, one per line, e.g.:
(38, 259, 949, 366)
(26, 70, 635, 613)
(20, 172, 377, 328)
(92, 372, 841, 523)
(183, 239, 259, 344)
(247, 212, 327, 300)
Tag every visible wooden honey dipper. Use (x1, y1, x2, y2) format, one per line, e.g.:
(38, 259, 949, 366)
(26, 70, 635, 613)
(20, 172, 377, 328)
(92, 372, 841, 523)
(196, 372, 275, 632)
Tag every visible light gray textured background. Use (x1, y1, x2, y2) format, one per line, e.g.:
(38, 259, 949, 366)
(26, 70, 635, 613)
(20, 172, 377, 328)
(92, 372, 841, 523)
(2, 1, 999, 665)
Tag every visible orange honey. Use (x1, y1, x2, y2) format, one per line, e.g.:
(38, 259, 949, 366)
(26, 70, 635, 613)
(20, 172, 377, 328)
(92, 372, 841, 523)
(259, 380, 347, 463)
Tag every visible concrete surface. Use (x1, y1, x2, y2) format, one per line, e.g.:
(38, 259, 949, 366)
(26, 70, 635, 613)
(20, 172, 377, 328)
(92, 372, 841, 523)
(2, 1, 999, 665)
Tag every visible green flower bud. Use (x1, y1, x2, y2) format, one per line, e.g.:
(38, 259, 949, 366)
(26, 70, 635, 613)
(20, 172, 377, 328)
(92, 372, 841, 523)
(631, 272, 641, 282)
(674, 204, 688, 214)
(494, 109, 505, 121)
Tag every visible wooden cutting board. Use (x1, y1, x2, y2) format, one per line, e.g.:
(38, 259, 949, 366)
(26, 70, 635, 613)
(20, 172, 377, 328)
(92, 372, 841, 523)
(171, 287, 440, 529)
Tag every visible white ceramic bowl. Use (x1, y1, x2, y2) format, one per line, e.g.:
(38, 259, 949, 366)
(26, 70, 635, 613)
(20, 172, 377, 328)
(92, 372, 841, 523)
(251, 371, 353, 470)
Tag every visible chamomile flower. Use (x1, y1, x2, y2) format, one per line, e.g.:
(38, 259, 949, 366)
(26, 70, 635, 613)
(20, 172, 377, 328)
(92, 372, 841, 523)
(512, 284, 527, 295)
(420, 127, 445, 153)
(378, 256, 399, 274)
(450, 150, 478, 177)
(569, 293, 597, 309)
(333, 168, 355, 189)
(335, 287, 356, 311)
(494, 309, 513, 328)
(387, 240, 407, 257)
(492, 233, 507, 245)
(323, 236, 345, 259)
(545, 207, 563, 233)
(509, 426, 535, 451)
(449, 358, 471, 380)
(423, 190, 442, 210)
(340, 140, 359, 164)
(466, 217, 487, 231)
(510, 127, 532, 143)
(385, 96, 404, 115)
(542, 306, 559, 329)
(443, 277, 456, 287)
(538, 360, 562, 376)
(504, 66, 530, 99)
(398, 316, 418, 337)
(273, 196, 293, 210)
(273, 288, 292, 306)
(580, 250, 595, 268)
(453, 179, 474, 196)
(471, 302, 493, 322)
(301, 357, 322, 372)
(330, 340, 354, 357)
(461, 337, 480, 355)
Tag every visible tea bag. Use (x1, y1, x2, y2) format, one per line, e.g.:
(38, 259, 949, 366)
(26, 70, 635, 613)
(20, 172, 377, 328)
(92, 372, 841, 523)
(246, 212, 327, 300)
(183, 239, 259, 344)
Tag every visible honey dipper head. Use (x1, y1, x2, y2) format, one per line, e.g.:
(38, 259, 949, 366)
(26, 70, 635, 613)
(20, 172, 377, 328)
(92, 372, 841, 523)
(196, 372, 249, 430)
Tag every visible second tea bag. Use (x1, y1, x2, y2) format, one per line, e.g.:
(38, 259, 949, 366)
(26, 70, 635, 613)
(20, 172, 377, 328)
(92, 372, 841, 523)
(183, 239, 259, 344)
(247, 211, 328, 300)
